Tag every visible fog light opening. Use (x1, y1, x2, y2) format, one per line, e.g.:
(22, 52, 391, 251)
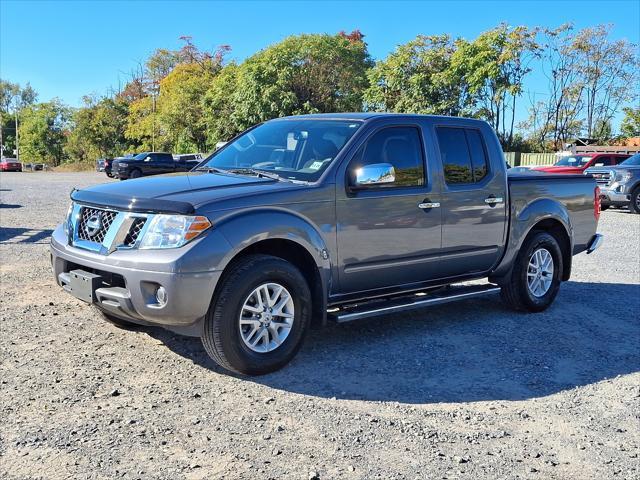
(155, 286, 168, 306)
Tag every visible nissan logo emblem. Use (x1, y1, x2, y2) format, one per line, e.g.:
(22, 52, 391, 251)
(84, 213, 102, 237)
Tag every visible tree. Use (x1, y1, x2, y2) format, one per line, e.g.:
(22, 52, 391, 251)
(64, 95, 130, 163)
(1, 80, 38, 156)
(157, 62, 216, 152)
(450, 24, 540, 148)
(18, 100, 70, 165)
(524, 25, 586, 151)
(364, 35, 472, 115)
(620, 107, 640, 138)
(125, 96, 168, 151)
(229, 32, 373, 129)
(572, 25, 638, 138)
(203, 63, 240, 145)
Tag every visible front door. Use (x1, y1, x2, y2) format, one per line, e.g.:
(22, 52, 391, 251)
(434, 126, 507, 277)
(336, 125, 442, 293)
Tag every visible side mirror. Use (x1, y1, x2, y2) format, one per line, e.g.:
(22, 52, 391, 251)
(352, 163, 396, 188)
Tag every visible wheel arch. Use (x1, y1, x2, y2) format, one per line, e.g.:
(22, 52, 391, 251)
(491, 199, 573, 283)
(212, 210, 332, 327)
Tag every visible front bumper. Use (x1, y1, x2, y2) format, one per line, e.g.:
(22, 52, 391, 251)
(599, 184, 631, 205)
(50, 226, 221, 332)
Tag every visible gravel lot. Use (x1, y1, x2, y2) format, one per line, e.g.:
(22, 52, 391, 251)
(1, 171, 639, 480)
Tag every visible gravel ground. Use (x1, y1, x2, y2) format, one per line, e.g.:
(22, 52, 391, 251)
(1, 171, 639, 480)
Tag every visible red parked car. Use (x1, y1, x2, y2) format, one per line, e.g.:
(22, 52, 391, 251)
(533, 153, 630, 174)
(0, 158, 22, 172)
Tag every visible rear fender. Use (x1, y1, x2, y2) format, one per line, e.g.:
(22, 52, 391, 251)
(490, 198, 573, 282)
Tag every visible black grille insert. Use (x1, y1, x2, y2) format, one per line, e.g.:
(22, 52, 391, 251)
(124, 217, 147, 246)
(76, 207, 117, 243)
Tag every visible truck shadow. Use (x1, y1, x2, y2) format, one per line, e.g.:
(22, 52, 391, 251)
(0, 227, 53, 244)
(149, 280, 640, 404)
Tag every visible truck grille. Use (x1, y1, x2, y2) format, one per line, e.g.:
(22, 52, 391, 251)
(76, 207, 117, 243)
(123, 217, 147, 246)
(591, 172, 612, 187)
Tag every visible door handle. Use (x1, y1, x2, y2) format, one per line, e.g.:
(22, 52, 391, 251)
(484, 197, 504, 205)
(418, 202, 440, 209)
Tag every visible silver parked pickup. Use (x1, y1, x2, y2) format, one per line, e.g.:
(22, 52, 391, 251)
(50, 114, 603, 375)
(585, 153, 640, 213)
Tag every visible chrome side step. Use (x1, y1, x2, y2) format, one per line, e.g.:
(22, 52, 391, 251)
(328, 283, 501, 323)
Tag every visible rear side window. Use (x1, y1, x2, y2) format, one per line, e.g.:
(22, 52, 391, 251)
(594, 156, 612, 166)
(436, 127, 489, 184)
(351, 126, 425, 187)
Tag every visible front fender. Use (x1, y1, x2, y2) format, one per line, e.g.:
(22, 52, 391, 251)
(213, 208, 330, 269)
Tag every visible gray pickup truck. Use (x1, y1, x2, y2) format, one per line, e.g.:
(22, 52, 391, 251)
(50, 114, 603, 375)
(585, 153, 640, 213)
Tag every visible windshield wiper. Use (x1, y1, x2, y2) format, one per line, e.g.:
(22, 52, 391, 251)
(194, 166, 228, 174)
(226, 168, 284, 182)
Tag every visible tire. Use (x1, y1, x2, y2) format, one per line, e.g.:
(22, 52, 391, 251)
(129, 169, 142, 179)
(202, 254, 312, 375)
(96, 308, 140, 329)
(500, 231, 563, 313)
(600, 205, 610, 211)
(629, 187, 640, 214)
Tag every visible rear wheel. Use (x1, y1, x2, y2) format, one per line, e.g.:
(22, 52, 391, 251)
(600, 205, 610, 211)
(202, 254, 312, 375)
(500, 231, 563, 312)
(630, 187, 640, 214)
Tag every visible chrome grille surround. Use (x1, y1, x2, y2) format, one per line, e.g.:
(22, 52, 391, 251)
(69, 203, 151, 254)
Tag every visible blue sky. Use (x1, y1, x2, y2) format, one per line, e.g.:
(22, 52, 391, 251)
(1, 0, 638, 126)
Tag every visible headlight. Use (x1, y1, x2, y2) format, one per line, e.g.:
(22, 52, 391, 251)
(118, 162, 128, 168)
(63, 203, 73, 235)
(138, 215, 211, 249)
(615, 170, 632, 182)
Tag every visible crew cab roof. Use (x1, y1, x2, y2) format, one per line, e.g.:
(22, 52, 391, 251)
(271, 112, 491, 124)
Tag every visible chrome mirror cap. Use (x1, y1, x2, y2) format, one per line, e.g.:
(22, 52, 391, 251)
(354, 163, 396, 187)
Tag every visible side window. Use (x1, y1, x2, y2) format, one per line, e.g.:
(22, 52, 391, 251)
(465, 129, 489, 181)
(595, 156, 612, 166)
(351, 126, 425, 187)
(436, 127, 472, 184)
(436, 127, 489, 184)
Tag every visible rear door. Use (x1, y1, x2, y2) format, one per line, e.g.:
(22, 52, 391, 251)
(435, 126, 508, 277)
(335, 122, 442, 293)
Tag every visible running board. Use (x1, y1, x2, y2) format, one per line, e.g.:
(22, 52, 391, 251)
(328, 283, 501, 323)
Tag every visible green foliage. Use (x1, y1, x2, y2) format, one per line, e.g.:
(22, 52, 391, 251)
(64, 96, 130, 163)
(228, 33, 372, 130)
(18, 99, 70, 165)
(203, 63, 240, 145)
(620, 107, 640, 138)
(157, 62, 217, 152)
(125, 96, 169, 151)
(364, 35, 471, 115)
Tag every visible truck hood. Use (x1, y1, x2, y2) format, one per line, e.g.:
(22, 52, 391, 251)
(532, 165, 584, 174)
(71, 171, 299, 214)
(586, 165, 640, 173)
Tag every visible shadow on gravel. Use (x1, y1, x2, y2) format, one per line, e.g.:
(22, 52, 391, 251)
(148, 280, 640, 404)
(0, 227, 53, 244)
(0, 203, 22, 209)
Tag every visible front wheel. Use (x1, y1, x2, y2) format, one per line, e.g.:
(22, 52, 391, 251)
(629, 187, 640, 214)
(129, 169, 142, 179)
(202, 254, 312, 375)
(500, 231, 563, 312)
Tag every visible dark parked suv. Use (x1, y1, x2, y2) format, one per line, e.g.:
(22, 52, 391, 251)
(113, 152, 200, 179)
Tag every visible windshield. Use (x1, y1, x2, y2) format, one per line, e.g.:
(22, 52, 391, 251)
(133, 152, 150, 160)
(620, 153, 640, 166)
(202, 120, 362, 182)
(554, 155, 592, 167)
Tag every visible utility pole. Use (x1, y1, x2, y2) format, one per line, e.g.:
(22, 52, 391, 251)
(152, 93, 156, 151)
(14, 107, 19, 161)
